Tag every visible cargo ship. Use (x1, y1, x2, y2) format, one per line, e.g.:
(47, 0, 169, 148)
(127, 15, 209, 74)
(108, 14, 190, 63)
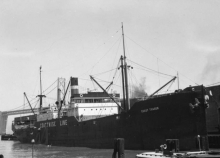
(12, 24, 219, 150)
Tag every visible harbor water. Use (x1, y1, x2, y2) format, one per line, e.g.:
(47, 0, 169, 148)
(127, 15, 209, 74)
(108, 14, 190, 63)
(0, 137, 143, 158)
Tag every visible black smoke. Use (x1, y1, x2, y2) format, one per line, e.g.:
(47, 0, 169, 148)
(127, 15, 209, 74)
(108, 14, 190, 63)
(199, 52, 220, 85)
(131, 77, 148, 98)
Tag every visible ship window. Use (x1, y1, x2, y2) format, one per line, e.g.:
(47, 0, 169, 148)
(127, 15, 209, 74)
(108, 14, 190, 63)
(94, 99, 102, 103)
(75, 99, 82, 103)
(85, 99, 93, 103)
(104, 99, 111, 102)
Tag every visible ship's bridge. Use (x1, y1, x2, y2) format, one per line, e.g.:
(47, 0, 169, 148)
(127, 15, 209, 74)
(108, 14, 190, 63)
(70, 92, 121, 121)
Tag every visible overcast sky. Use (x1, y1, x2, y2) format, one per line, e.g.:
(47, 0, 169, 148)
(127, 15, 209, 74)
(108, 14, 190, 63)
(1, 0, 220, 132)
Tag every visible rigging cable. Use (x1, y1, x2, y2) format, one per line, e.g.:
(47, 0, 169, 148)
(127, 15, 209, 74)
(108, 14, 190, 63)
(126, 60, 139, 85)
(165, 79, 175, 93)
(79, 36, 122, 89)
(8, 96, 39, 111)
(44, 86, 57, 96)
(132, 66, 173, 80)
(124, 35, 199, 86)
(206, 82, 220, 87)
(113, 72, 124, 97)
(108, 36, 122, 81)
(92, 68, 118, 77)
(7, 77, 58, 112)
(127, 59, 174, 77)
(91, 79, 97, 92)
(111, 58, 121, 82)
(33, 99, 40, 109)
(42, 79, 57, 94)
(79, 35, 122, 79)
(157, 58, 161, 87)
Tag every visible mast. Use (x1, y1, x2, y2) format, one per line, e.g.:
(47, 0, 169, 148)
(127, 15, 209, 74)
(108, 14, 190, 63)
(58, 78, 70, 118)
(37, 66, 46, 111)
(120, 55, 126, 110)
(122, 23, 130, 111)
(57, 78, 61, 111)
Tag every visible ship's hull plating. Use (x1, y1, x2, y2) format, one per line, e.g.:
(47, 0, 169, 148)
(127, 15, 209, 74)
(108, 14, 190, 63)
(13, 91, 209, 150)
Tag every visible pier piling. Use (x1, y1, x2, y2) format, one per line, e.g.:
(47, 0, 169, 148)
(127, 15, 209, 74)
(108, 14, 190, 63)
(112, 138, 124, 158)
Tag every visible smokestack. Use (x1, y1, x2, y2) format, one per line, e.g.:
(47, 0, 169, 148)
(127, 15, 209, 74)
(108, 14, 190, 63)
(71, 77, 79, 97)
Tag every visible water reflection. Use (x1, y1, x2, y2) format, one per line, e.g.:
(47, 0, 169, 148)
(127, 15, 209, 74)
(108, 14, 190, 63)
(0, 140, 140, 158)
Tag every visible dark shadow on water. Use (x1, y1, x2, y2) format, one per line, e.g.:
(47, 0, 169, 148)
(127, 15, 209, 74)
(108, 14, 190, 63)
(1, 140, 144, 158)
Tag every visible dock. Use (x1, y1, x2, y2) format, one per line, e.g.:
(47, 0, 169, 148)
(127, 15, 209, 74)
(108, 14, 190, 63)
(1, 134, 17, 141)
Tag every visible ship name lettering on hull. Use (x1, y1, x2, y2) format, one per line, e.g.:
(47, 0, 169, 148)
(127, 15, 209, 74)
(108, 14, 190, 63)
(141, 109, 148, 113)
(40, 121, 56, 128)
(60, 120, 67, 126)
(149, 107, 159, 111)
(141, 107, 159, 113)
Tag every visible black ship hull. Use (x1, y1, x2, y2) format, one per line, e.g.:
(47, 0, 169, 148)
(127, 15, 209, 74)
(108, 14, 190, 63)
(13, 88, 210, 150)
